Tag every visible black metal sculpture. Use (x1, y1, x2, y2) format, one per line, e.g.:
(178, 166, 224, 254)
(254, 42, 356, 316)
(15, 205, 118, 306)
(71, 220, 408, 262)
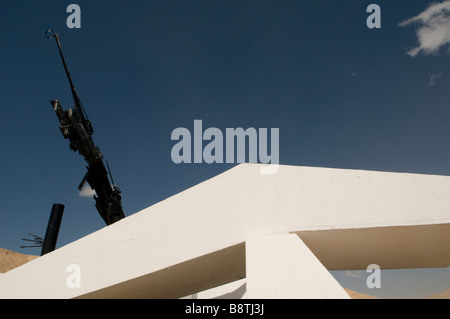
(46, 30, 125, 225)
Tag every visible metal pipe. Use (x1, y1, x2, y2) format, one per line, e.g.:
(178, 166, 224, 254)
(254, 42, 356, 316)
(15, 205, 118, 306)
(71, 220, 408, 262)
(41, 204, 65, 256)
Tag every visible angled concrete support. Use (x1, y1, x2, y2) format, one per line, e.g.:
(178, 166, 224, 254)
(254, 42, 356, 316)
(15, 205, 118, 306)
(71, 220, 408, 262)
(245, 233, 350, 299)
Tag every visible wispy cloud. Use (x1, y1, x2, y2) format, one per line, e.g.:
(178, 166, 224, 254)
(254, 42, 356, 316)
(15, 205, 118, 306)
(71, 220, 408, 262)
(79, 185, 96, 198)
(429, 73, 443, 85)
(399, 0, 450, 56)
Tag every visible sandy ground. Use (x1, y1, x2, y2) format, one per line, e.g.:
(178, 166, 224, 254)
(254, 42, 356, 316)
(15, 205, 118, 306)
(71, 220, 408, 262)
(427, 288, 450, 299)
(0, 248, 38, 273)
(0, 248, 448, 299)
(344, 289, 378, 299)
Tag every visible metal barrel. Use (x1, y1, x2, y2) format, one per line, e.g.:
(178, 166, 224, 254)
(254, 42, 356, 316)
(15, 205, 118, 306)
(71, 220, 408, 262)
(41, 204, 65, 256)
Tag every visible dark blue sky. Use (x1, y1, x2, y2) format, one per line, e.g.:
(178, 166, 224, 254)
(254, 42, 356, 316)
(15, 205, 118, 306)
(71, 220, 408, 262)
(1, 1, 450, 297)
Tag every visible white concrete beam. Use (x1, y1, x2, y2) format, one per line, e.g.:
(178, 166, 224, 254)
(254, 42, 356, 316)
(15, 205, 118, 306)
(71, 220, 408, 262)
(297, 223, 450, 270)
(246, 233, 350, 299)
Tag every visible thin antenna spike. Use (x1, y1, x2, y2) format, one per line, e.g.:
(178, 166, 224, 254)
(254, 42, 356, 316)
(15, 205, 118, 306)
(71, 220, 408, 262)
(106, 159, 116, 186)
(21, 232, 44, 250)
(29, 233, 44, 240)
(21, 238, 43, 243)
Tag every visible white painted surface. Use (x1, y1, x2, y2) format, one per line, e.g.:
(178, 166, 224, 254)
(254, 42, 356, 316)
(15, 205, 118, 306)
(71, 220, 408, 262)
(246, 234, 350, 299)
(0, 164, 449, 298)
(190, 278, 247, 299)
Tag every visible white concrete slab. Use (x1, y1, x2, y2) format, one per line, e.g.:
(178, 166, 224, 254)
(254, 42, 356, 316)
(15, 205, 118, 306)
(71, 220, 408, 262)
(190, 278, 247, 299)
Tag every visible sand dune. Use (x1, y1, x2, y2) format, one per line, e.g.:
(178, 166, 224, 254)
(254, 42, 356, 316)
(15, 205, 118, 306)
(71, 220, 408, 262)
(0, 248, 38, 273)
(344, 289, 378, 299)
(427, 288, 450, 299)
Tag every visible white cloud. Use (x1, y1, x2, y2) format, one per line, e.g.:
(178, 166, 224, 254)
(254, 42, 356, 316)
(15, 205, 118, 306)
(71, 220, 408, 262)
(79, 185, 96, 198)
(399, 0, 450, 56)
(429, 73, 443, 85)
